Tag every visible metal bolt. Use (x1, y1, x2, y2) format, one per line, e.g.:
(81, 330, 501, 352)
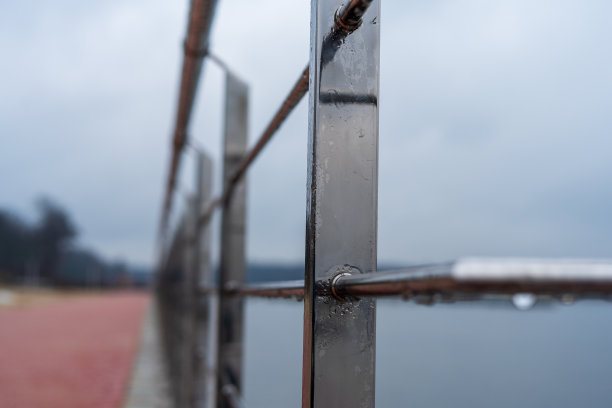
(329, 265, 361, 300)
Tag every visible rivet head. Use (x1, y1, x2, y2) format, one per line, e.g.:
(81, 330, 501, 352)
(328, 264, 361, 300)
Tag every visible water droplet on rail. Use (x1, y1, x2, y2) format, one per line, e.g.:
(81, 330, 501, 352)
(512, 293, 536, 311)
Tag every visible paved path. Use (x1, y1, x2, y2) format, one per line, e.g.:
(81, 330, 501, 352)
(0, 291, 149, 408)
(123, 301, 172, 408)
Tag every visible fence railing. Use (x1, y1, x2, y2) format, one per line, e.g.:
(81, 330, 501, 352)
(155, 1, 612, 407)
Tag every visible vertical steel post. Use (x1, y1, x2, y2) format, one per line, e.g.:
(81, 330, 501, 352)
(303, 0, 380, 407)
(216, 72, 248, 408)
(195, 152, 213, 408)
(175, 204, 199, 408)
(173, 215, 190, 407)
(181, 152, 214, 408)
(182, 195, 198, 407)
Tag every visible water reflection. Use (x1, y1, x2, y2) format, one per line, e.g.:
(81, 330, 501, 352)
(244, 299, 612, 408)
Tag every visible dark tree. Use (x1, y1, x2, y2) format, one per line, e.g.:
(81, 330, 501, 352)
(0, 210, 32, 280)
(0, 197, 144, 288)
(59, 248, 105, 287)
(34, 198, 77, 284)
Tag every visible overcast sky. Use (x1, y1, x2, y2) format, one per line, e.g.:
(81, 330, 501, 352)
(1, 0, 611, 267)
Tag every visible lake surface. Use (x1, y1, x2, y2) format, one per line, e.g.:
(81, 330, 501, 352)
(242, 299, 612, 408)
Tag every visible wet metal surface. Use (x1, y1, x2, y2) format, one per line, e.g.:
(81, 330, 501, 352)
(334, 258, 612, 300)
(303, 0, 380, 407)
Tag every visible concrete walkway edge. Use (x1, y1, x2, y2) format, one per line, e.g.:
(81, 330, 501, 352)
(123, 301, 171, 408)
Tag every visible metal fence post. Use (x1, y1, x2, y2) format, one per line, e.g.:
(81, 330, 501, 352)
(182, 194, 198, 407)
(195, 152, 213, 408)
(303, 0, 380, 407)
(180, 151, 214, 408)
(216, 72, 248, 408)
(164, 215, 190, 407)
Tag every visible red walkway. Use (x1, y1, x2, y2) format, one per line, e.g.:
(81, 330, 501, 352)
(0, 291, 149, 408)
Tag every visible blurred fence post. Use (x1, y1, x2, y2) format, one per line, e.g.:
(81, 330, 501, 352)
(215, 72, 248, 408)
(160, 214, 189, 407)
(181, 195, 197, 407)
(181, 151, 214, 407)
(302, 0, 381, 407)
(195, 152, 214, 408)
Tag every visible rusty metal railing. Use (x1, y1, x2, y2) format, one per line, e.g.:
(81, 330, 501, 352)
(155, 1, 612, 407)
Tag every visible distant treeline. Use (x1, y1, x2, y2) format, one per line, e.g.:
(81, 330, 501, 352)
(0, 197, 150, 288)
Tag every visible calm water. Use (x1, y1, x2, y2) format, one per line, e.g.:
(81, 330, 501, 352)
(243, 299, 612, 408)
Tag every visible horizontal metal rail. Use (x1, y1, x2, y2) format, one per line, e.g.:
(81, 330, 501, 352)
(226, 280, 305, 299)
(159, 0, 218, 244)
(335, 258, 612, 299)
(218, 258, 612, 302)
